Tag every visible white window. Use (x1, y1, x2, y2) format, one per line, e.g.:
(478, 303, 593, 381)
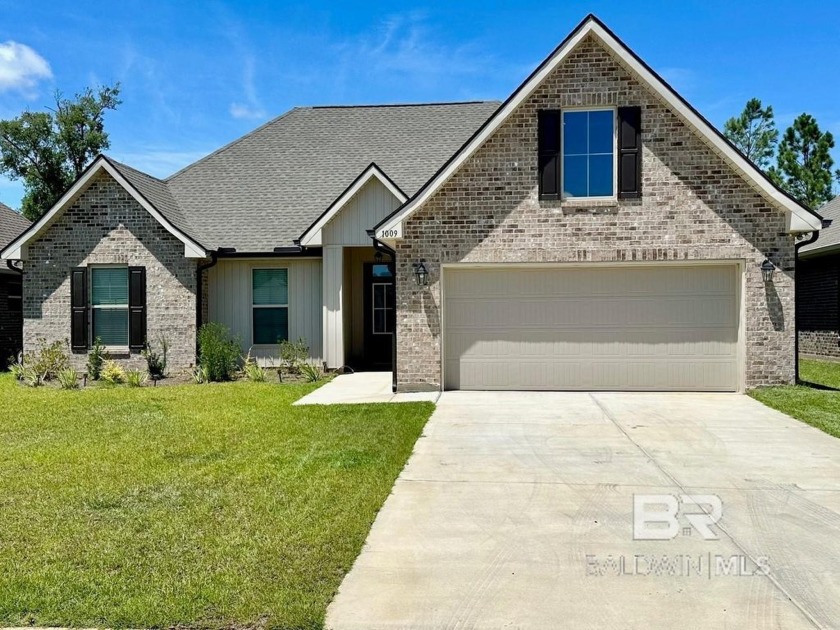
(252, 268, 288, 345)
(90, 267, 129, 346)
(562, 109, 615, 198)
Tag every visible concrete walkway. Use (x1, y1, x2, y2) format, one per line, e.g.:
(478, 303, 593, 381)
(327, 392, 840, 629)
(294, 372, 439, 405)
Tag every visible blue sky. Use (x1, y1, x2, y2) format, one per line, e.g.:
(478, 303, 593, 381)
(0, 0, 838, 209)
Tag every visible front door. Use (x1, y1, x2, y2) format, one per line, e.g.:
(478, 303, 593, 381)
(363, 262, 395, 369)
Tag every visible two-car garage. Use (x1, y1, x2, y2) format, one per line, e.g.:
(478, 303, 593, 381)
(442, 264, 742, 392)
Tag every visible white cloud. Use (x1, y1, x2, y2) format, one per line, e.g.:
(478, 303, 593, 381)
(229, 55, 266, 120)
(229, 102, 266, 120)
(0, 41, 52, 93)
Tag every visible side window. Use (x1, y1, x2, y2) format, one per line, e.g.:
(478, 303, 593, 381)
(252, 268, 289, 344)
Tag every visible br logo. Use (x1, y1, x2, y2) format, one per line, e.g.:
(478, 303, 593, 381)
(633, 494, 723, 541)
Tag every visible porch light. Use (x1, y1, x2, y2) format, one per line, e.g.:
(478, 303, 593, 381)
(413, 259, 429, 286)
(761, 259, 776, 283)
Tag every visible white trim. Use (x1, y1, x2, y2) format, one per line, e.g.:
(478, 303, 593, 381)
(0, 157, 208, 260)
(300, 164, 408, 247)
(376, 18, 822, 240)
(439, 260, 745, 393)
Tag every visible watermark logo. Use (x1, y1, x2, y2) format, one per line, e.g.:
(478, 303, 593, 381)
(633, 494, 722, 540)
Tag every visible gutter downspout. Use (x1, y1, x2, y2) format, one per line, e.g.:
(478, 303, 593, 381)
(794, 218, 833, 383)
(367, 230, 398, 393)
(6, 260, 23, 275)
(196, 251, 219, 361)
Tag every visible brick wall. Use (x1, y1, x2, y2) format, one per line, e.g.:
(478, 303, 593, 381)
(0, 271, 23, 366)
(798, 255, 839, 357)
(23, 172, 201, 372)
(395, 36, 796, 391)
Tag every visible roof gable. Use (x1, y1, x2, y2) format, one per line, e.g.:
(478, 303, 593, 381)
(375, 14, 823, 240)
(0, 156, 208, 260)
(299, 163, 407, 247)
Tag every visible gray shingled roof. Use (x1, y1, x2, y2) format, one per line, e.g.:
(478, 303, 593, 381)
(106, 157, 206, 247)
(165, 101, 500, 252)
(0, 202, 30, 250)
(800, 195, 840, 257)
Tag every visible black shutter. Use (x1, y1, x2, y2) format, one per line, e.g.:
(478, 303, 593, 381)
(617, 106, 642, 199)
(128, 266, 146, 350)
(70, 267, 88, 353)
(538, 110, 562, 200)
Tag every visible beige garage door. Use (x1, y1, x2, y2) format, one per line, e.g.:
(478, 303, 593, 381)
(443, 265, 740, 391)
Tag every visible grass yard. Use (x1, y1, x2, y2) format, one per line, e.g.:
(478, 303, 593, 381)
(0, 374, 433, 629)
(750, 357, 840, 438)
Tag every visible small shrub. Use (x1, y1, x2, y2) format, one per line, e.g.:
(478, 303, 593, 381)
(21, 366, 41, 387)
(279, 338, 309, 376)
(192, 365, 209, 384)
(197, 323, 240, 382)
(299, 361, 324, 383)
(100, 360, 126, 385)
(142, 335, 169, 379)
(125, 369, 148, 388)
(57, 367, 79, 390)
(242, 351, 267, 382)
(87, 337, 108, 380)
(9, 359, 25, 381)
(27, 338, 70, 381)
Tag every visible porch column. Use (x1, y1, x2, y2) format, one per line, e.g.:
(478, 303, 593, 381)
(322, 245, 344, 369)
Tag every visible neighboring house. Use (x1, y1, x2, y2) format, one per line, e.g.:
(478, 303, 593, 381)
(798, 195, 840, 358)
(0, 202, 30, 366)
(0, 15, 824, 391)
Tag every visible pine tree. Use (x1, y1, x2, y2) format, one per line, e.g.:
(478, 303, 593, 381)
(723, 98, 778, 170)
(769, 113, 839, 210)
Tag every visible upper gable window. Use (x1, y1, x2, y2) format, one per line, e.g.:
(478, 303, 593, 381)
(562, 109, 615, 198)
(539, 107, 641, 201)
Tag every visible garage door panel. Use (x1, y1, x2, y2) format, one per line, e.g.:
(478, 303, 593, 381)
(443, 265, 740, 392)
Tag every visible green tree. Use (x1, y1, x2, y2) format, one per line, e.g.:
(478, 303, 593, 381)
(0, 84, 121, 221)
(723, 98, 778, 170)
(769, 113, 840, 210)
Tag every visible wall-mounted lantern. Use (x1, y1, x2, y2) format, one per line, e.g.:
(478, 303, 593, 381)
(413, 259, 429, 286)
(761, 259, 776, 283)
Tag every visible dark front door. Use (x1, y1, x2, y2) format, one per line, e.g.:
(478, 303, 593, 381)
(364, 262, 395, 369)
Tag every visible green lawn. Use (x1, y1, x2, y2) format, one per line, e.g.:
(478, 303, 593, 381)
(750, 357, 840, 438)
(0, 375, 433, 629)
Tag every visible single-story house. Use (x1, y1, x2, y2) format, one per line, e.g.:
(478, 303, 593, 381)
(798, 195, 840, 358)
(0, 15, 824, 392)
(0, 202, 30, 366)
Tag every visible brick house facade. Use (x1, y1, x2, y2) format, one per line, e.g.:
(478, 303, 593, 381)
(392, 36, 795, 391)
(1, 16, 823, 389)
(23, 172, 200, 371)
(798, 255, 840, 358)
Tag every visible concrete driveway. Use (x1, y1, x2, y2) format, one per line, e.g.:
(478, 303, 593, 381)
(327, 392, 840, 629)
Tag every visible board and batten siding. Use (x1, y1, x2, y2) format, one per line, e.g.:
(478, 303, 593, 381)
(323, 177, 403, 246)
(208, 258, 323, 362)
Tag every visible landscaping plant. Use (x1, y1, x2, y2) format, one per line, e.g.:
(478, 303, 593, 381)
(242, 351, 267, 382)
(278, 338, 309, 378)
(299, 361, 324, 383)
(100, 360, 125, 385)
(56, 367, 79, 390)
(142, 335, 168, 380)
(86, 337, 107, 380)
(125, 369, 147, 388)
(197, 323, 240, 382)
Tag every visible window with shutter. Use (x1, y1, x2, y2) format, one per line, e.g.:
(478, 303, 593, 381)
(538, 106, 642, 201)
(90, 267, 129, 347)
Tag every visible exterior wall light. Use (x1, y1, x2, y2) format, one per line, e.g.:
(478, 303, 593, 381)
(413, 259, 429, 286)
(761, 259, 776, 283)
